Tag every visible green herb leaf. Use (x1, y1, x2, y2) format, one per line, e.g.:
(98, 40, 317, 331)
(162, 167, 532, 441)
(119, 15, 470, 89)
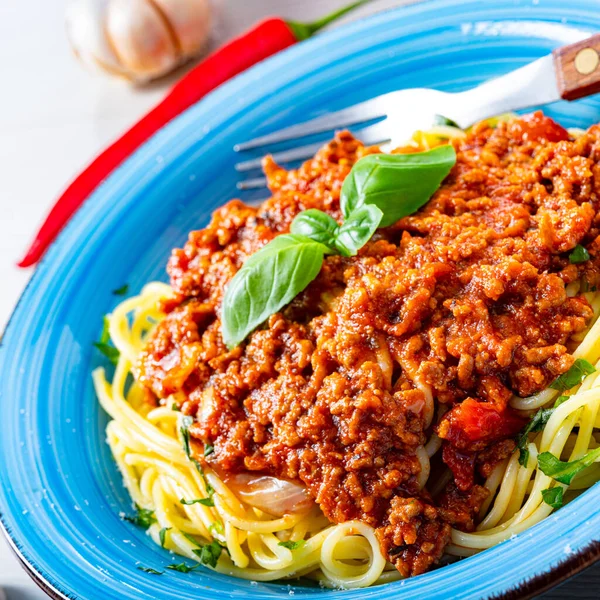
(433, 115, 460, 128)
(182, 532, 201, 547)
(278, 539, 306, 550)
(94, 343, 120, 365)
(569, 244, 590, 264)
(112, 283, 129, 296)
(550, 359, 596, 392)
(167, 562, 200, 573)
(340, 146, 456, 227)
(99, 315, 110, 344)
(180, 497, 215, 507)
(180, 415, 194, 459)
(333, 204, 383, 257)
(291, 209, 339, 245)
(516, 408, 554, 467)
(123, 504, 157, 529)
(192, 540, 224, 568)
(554, 395, 570, 408)
(159, 527, 171, 548)
(209, 521, 224, 536)
(221, 234, 330, 348)
(538, 448, 600, 484)
(204, 444, 214, 457)
(137, 566, 163, 575)
(541, 486, 564, 509)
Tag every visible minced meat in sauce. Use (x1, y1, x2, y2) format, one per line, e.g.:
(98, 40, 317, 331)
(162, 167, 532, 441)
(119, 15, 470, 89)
(138, 112, 600, 576)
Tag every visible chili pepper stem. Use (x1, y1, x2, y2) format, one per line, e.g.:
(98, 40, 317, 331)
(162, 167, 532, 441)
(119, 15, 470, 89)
(287, 0, 373, 41)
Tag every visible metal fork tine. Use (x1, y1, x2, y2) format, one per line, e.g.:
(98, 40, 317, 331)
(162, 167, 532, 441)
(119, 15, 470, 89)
(234, 97, 389, 152)
(236, 120, 391, 189)
(236, 120, 391, 173)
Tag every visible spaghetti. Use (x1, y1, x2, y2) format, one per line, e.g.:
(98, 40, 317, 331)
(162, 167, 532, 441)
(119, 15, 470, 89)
(93, 114, 600, 587)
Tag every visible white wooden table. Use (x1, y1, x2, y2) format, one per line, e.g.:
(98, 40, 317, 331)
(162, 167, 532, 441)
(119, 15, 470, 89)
(0, 0, 594, 597)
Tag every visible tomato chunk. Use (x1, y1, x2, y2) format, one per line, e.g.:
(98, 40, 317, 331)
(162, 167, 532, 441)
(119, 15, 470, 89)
(508, 110, 569, 143)
(437, 398, 526, 451)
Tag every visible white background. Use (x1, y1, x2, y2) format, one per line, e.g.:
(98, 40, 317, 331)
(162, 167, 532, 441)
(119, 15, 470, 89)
(0, 0, 401, 597)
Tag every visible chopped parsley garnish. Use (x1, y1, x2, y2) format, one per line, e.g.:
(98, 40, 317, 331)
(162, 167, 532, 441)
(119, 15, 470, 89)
(550, 359, 595, 392)
(182, 532, 201, 547)
(180, 497, 214, 507)
(137, 566, 163, 575)
(569, 244, 590, 264)
(209, 521, 224, 536)
(278, 540, 306, 550)
(538, 447, 600, 484)
(180, 415, 194, 458)
(159, 527, 171, 548)
(112, 283, 129, 296)
(541, 487, 564, 509)
(192, 541, 224, 568)
(554, 395, 570, 408)
(204, 444, 214, 457)
(167, 562, 200, 573)
(516, 408, 553, 467)
(123, 504, 157, 529)
(94, 315, 119, 365)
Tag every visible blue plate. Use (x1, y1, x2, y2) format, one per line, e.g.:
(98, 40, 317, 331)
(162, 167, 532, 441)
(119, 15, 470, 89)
(3, 1, 600, 598)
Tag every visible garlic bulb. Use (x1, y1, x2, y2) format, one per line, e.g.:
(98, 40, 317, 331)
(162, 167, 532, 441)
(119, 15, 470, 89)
(66, 0, 212, 83)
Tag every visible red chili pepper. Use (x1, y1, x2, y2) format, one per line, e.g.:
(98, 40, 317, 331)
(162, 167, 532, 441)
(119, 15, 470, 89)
(18, 1, 371, 268)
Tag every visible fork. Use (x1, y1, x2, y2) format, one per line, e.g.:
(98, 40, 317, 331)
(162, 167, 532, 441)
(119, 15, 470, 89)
(234, 33, 600, 190)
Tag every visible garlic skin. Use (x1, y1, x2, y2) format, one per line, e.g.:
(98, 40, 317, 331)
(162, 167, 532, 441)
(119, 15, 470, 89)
(66, 0, 212, 83)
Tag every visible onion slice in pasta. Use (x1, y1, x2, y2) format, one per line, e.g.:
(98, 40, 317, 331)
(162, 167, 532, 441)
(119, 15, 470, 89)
(225, 474, 314, 516)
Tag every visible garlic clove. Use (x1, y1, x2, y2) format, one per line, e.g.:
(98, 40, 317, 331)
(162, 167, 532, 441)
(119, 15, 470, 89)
(152, 0, 212, 58)
(66, 0, 132, 79)
(106, 0, 179, 81)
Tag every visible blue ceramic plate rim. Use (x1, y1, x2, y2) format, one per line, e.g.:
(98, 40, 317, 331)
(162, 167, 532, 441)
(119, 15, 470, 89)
(3, 0, 600, 598)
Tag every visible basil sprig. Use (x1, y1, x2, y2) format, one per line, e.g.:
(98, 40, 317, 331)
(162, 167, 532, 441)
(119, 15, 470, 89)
(340, 145, 456, 227)
(222, 146, 456, 348)
(516, 408, 553, 467)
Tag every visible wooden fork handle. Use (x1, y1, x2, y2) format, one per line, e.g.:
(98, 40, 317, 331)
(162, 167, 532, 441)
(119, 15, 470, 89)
(553, 34, 600, 101)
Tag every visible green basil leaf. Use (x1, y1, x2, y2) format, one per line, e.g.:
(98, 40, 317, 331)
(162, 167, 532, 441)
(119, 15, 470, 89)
(112, 283, 129, 296)
(204, 444, 214, 457)
(334, 205, 383, 257)
(222, 234, 330, 348)
(516, 408, 554, 467)
(550, 359, 596, 392)
(278, 539, 306, 550)
(541, 487, 564, 509)
(340, 146, 456, 227)
(193, 541, 224, 568)
(137, 566, 163, 575)
(180, 497, 215, 507)
(167, 562, 200, 573)
(569, 244, 590, 264)
(538, 448, 600, 484)
(123, 504, 156, 529)
(159, 527, 171, 548)
(291, 209, 339, 245)
(433, 115, 460, 128)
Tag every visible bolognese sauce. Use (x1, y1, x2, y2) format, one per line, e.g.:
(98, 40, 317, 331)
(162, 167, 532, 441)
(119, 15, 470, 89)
(137, 112, 600, 576)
